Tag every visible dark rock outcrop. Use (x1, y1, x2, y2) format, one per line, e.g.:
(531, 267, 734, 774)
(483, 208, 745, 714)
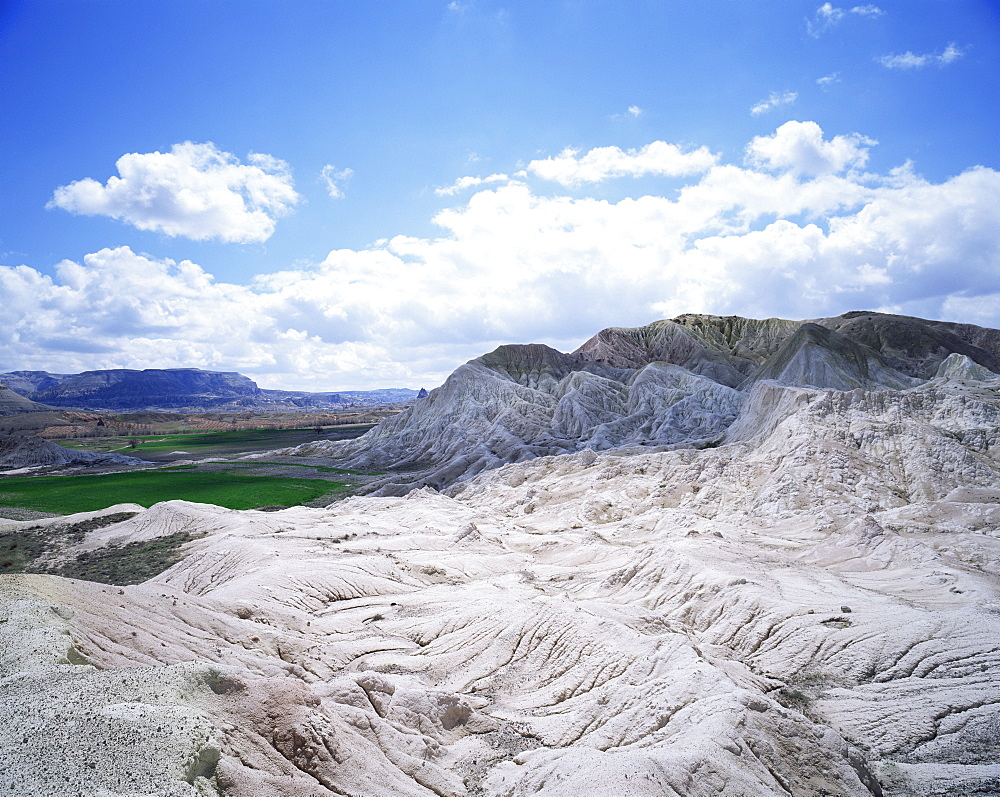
(817, 311, 1000, 378)
(573, 315, 799, 387)
(743, 323, 919, 392)
(574, 312, 1000, 385)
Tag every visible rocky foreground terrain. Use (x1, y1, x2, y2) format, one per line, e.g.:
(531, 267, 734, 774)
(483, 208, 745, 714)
(3, 312, 1000, 796)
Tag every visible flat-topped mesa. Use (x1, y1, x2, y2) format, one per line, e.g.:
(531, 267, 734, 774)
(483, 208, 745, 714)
(27, 367, 261, 410)
(1, 368, 418, 412)
(0, 370, 72, 395)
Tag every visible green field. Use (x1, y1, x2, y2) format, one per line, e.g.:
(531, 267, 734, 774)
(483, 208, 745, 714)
(0, 470, 345, 514)
(59, 425, 374, 455)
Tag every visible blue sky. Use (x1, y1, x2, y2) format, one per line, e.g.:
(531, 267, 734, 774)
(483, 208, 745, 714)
(1, 0, 998, 390)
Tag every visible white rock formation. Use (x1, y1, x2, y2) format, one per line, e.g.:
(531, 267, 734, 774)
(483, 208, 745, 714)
(4, 369, 1000, 795)
(286, 347, 743, 494)
(935, 352, 1000, 382)
(279, 313, 1000, 495)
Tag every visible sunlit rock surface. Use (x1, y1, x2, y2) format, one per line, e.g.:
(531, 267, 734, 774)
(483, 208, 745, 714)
(4, 342, 1000, 794)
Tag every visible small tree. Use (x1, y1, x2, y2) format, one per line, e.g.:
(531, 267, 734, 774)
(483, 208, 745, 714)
(128, 436, 141, 449)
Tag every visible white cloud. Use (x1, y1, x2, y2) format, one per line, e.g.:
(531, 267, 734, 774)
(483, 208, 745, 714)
(817, 2, 846, 23)
(807, 2, 883, 36)
(527, 141, 718, 186)
(750, 91, 798, 116)
(816, 72, 840, 88)
(746, 120, 874, 176)
(47, 142, 300, 243)
(320, 165, 354, 199)
(878, 42, 964, 69)
(10, 122, 1000, 390)
(434, 173, 510, 196)
(609, 105, 645, 121)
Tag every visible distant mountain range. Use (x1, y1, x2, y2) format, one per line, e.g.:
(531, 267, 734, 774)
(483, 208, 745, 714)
(284, 311, 1000, 494)
(0, 368, 419, 412)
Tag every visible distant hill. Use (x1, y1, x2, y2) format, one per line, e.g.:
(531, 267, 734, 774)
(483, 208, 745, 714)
(0, 370, 74, 394)
(0, 368, 419, 412)
(0, 384, 54, 416)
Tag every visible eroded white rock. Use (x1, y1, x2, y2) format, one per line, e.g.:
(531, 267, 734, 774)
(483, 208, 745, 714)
(4, 373, 1000, 794)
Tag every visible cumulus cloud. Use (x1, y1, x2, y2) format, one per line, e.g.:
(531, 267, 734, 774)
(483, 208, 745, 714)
(47, 142, 300, 243)
(435, 173, 510, 196)
(878, 42, 964, 69)
(320, 165, 354, 199)
(10, 122, 1000, 390)
(750, 91, 798, 116)
(746, 120, 874, 176)
(816, 73, 840, 89)
(527, 141, 718, 186)
(807, 2, 883, 36)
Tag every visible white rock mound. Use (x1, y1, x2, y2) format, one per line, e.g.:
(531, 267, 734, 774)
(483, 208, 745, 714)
(4, 364, 1000, 795)
(288, 346, 742, 494)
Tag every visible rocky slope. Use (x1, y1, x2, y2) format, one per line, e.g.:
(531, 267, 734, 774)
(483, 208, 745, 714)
(284, 312, 1000, 494)
(0, 435, 144, 470)
(0, 384, 54, 416)
(0, 370, 74, 395)
(578, 311, 1000, 382)
(741, 323, 920, 392)
(4, 358, 1000, 795)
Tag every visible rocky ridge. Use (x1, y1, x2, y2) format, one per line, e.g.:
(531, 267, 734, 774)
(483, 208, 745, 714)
(284, 312, 1000, 494)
